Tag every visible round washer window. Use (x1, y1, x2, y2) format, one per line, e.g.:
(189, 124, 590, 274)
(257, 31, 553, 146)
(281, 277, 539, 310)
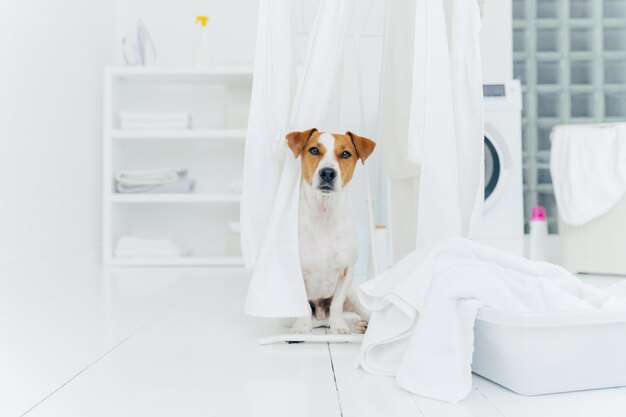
(484, 136, 500, 201)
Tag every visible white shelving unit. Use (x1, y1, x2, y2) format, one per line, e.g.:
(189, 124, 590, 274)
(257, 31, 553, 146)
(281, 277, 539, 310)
(103, 66, 253, 266)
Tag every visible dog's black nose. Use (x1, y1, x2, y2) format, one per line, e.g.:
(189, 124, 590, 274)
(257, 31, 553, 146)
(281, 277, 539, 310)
(319, 168, 337, 182)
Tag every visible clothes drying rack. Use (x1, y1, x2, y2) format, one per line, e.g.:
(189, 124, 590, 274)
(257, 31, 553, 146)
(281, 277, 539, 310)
(258, 0, 384, 345)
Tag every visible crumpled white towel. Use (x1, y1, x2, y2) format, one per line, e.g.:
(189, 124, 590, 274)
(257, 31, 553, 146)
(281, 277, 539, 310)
(357, 237, 621, 403)
(551, 123, 626, 226)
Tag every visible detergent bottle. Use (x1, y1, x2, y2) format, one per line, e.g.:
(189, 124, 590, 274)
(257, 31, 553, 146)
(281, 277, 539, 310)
(194, 15, 211, 67)
(529, 206, 548, 261)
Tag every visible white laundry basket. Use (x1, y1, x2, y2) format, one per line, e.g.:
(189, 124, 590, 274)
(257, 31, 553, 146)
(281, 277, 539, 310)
(558, 194, 626, 275)
(472, 307, 626, 395)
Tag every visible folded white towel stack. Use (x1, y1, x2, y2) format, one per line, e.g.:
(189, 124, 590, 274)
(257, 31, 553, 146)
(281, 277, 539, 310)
(550, 123, 626, 226)
(357, 238, 624, 403)
(115, 236, 191, 258)
(114, 168, 195, 193)
(119, 111, 192, 130)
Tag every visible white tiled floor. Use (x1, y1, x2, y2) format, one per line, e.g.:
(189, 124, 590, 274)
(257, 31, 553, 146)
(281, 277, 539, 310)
(2, 253, 626, 417)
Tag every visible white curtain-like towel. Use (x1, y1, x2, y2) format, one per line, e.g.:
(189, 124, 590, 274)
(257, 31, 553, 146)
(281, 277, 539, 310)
(448, 0, 485, 239)
(551, 124, 626, 226)
(240, 0, 294, 270)
(241, 0, 353, 317)
(384, 0, 484, 259)
(357, 238, 622, 403)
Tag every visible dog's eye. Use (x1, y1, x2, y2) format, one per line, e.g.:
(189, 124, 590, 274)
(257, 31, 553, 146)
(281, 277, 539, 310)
(341, 151, 352, 159)
(309, 147, 320, 155)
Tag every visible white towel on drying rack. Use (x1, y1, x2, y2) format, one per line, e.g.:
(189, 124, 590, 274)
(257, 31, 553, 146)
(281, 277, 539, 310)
(241, 0, 353, 317)
(381, 0, 484, 259)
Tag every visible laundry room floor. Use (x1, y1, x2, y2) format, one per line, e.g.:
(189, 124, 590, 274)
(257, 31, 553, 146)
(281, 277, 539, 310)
(2, 253, 626, 417)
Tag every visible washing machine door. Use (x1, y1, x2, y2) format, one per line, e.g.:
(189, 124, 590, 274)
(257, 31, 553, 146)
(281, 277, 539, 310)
(483, 126, 511, 210)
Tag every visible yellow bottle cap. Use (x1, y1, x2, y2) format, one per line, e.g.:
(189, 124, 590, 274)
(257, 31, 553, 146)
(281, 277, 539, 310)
(195, 16, 209, 27)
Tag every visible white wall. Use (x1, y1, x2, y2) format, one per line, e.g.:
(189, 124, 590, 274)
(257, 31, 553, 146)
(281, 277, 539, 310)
(480, 0, 513, 82)
(0, 1, 116, 265)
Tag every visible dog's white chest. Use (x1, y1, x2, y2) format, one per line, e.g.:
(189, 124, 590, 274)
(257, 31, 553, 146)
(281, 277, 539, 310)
(298, 187, 358, 299)
(299, 218, 358, 274)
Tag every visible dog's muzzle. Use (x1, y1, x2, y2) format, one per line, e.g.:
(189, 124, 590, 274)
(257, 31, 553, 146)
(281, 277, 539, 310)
(318, 168, 337, 192)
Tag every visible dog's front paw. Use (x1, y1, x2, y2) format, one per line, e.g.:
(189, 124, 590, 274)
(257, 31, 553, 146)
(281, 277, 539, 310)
(290, 317, 313, 334)
(330, 317, 351, 335)
(355, 320, 368, 334)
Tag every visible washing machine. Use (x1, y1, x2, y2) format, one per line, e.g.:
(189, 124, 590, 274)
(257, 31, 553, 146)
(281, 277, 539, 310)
(475, 80, 524, 255)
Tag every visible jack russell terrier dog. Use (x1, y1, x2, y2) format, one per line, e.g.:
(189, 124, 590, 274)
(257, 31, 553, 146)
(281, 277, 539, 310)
(286, 128, 376, 334)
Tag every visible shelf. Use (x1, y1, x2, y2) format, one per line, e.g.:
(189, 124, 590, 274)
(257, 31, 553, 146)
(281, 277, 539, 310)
(111, 193, 241, 203)
(109, 256, 245, 267)
(111, 129, 246, 142)
(103, 65, 250, 268)
(107, 66, 254, 84)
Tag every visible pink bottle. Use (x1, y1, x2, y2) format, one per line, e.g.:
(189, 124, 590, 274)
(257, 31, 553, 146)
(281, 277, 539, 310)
(529, 206, 548, 261)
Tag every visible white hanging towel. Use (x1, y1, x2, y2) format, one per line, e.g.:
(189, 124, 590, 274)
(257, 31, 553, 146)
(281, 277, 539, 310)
(241, 0, 353, 317)
(550, 123, 626, 226)
(239, 0, 294, 270)
(357, 237, 621, 403)
(448, 0, 485, 239)
(383, 0, 484, 259)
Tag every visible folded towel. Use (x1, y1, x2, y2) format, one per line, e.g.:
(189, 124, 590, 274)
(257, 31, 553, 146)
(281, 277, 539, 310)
(115, 177, 196, 194)
(119, 111, 191, 122)
(115, 168, 187, 186)
(357, 238, 623, 403)
(119, 111, 192, 130)
(115, 248, 188, 258)
(120, 121, 192, 130)
(116, 236, 182, 250)
(114, 235, 191, 258)
(550, 124, 626, 226)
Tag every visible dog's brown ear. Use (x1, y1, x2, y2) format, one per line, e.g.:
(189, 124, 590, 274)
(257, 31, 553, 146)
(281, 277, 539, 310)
(346, 131, 376, 164)
(286, 128, 318, 158)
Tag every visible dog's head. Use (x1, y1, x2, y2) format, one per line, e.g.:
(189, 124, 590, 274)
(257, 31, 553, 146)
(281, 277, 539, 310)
(286, 128, 376, 194)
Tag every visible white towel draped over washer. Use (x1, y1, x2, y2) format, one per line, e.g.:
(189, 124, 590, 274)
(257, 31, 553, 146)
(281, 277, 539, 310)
(241, 0, 353, 317)
(550, 123, 626, 226)
(383, 0, 484, 259)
